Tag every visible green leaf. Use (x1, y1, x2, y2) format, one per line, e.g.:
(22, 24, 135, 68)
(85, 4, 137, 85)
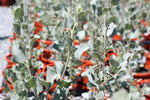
(38, 79, 51, 90)
(97, 7, 102, 16)
(74, 43, 89, 59)
(109, 16, 116, 24)
(18, 90, 27, 97)
(111, 0, 120, 6)
(56, 79, 71, 88)
(30, 38, 37, 47)
(78, 12, 87, 21)
(22, 24, 27, 30)
(67, 37, 73, 49)
(25, 77, 36, 88)
(36, 79, 43, 94)
(39, 93, 47, 100)
(105, 48, 112, 55)
(55, 61, 64, 75)
(103, 8, 111, 14)
(52, 80, 71, 100)
(12, 44, 26, 63)
(109, 55, 120, 73)
(141, 12, 147, 19)
(46, 67, 58, 84)
(4, 84, 10, 92)
(131, 15, 136, 20)
(15, 7, 24, 19)
(52, 43, 61, 51)
(92, 5, 96, 12)
(126, 24, 133, 30)
(77, 5, 82, 13)
(13, 23, 20, 34)
(52, 88, 69, 100)
(11, 73, 17, 82)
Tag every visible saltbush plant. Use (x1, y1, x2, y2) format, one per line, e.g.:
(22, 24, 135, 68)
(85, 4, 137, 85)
(2, 0, 150, 100)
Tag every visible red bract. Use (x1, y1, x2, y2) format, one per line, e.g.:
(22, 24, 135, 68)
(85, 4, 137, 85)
(0, 87, 4, 93)
(85, 36, 90, 41)
(112, 34, 121, 41)
(134, 72, 150, 79)
(144, 53, 150, 70)
(141, 19, 149, 28)
(73, 40, 80, 46)
(34, 22, 43, 34)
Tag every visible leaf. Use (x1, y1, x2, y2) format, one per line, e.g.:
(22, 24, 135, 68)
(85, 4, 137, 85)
(77, 30, 85, 40)
(141, 12, 147, 19)
(123, 52, 130, 60)
(52, 43, 61, 51)
(22, 24, 28, 30)
(38, 79, 51, 90)
(126, 24, 133, 30)
(82, 92, 92, 99)
(4, 84, 10, 92)
(90, 0, 97, 5)
(26, 77, 36, 88)
(36, 79, 43, 94)
(92, 5, 96, 12)
(15, 7, 24, 19)
(129, 29, 140, 39)
(33, 61, 44, 69)
(128, 86, 140, 100)
(11, 73, 17, 82)
(97, 7, 102, 16)
(67, 37, 73, 49)
(78, 12, 87, 21)
(106, 23, 117, 37)
(46, 67, 58, 84)
(12, 44, 26, 63)
(109, 55, 120, 73)
(55, 61, 64, 75)
(66, 14, 74, 28)
(52, 79, 70, 100)
(18, 90, 27, 97)
(52, 87, 69, 100)
(111, 89, 130, 100)
(30, 38, 37, 47)
(78, 7, 82, 13)
(74, 43, 89, 59)
(81, 69, 99, 89)
(120, 61, 127, 71)
(77, 5, 82, 13)
(109, 55, 119, 67)
(105, 48, 112, 55)
(13, 23, 20, 34)
(119, 72, 130, 82)
(109, 16, 116, 24)
(56, 79, 71, 88)
(111, 0, 120, 6)
(103, 8, 111, 13)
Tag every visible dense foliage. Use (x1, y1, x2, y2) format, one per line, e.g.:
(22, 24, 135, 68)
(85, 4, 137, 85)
(2, 0, 150, 100)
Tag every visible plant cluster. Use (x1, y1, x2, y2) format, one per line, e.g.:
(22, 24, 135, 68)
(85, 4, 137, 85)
(2, 0, 150, 100)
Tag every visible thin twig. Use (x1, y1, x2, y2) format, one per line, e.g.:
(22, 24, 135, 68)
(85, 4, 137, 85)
(61, 51, 70, 79)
